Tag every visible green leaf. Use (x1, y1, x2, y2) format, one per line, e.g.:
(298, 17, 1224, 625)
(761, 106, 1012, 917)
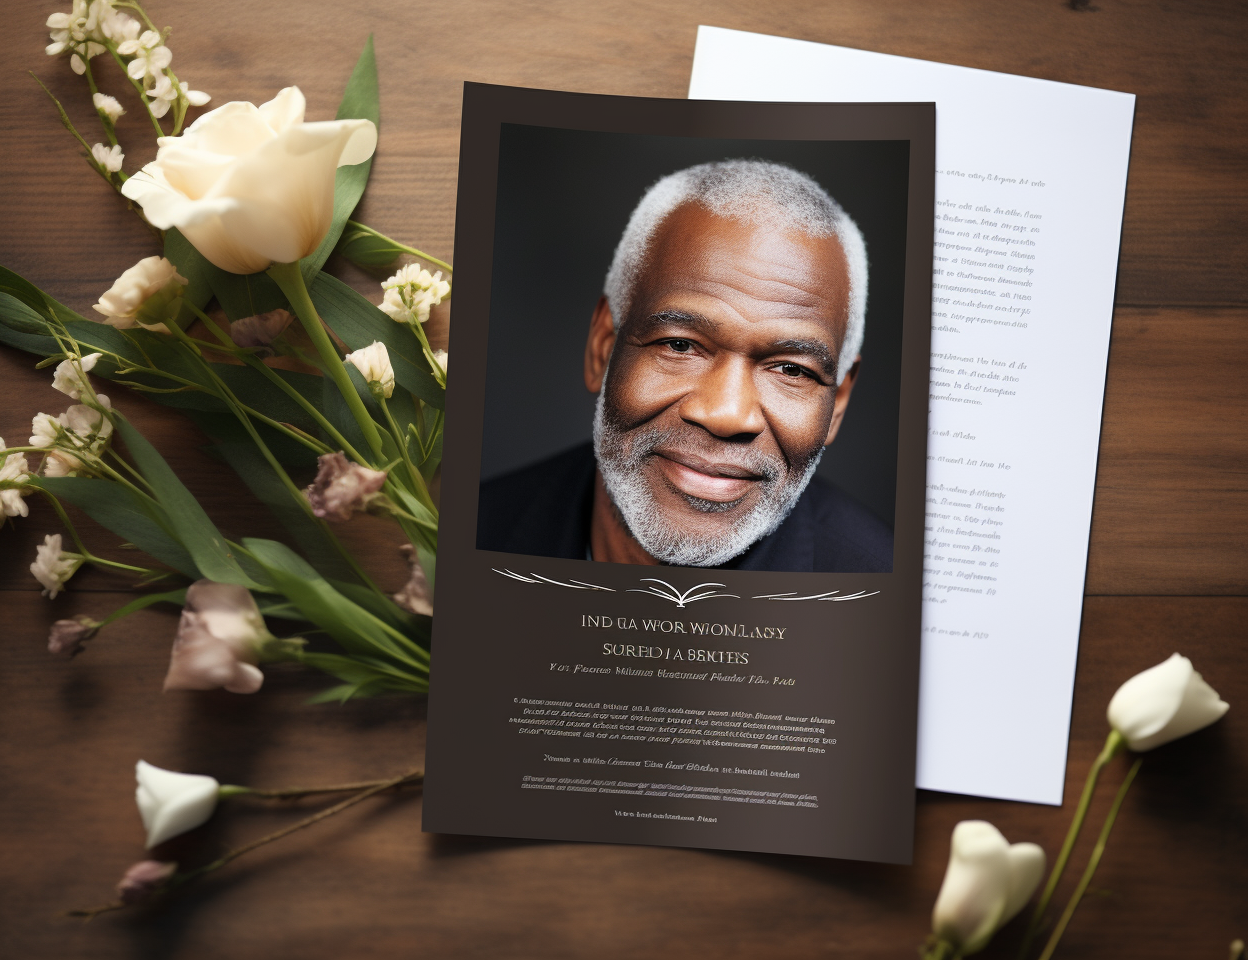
(100, 588, 188, 626)
(243, 537, 427, 669)
(115, 417, 257, 586)
(336, 226, 404, 268)
(0, 264, 57, 324)
(34, 476, 200, 578)
(301, 35, 379, 284)
(0, 293, 60, 353)
(209, 270, 288, 322)
(310, 273, 444, 408)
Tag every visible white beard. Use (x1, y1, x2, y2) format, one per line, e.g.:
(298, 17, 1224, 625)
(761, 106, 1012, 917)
(592, 386, 823, 566)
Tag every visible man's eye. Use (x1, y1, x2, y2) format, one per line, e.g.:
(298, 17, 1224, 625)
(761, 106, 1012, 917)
(779, 362, 811, 378)
(665, 339, 694, 353)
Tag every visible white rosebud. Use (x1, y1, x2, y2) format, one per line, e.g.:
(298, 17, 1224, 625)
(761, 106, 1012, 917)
(344, 341, 395, 398)
(30, 533, 82, 599)
(121, 86, 376, 275)
(378, 263, 450, 325)
(164, 580, 272, 694)
(305, 451, 388, 522)
(1107, 653, 1229, 751)
(92, 255, 188, 331)
(931, 821, 1045, 956)
(135, 760, 220, 848)
(0, 438, 32, 519)
(51, 352, 102, 399)
(432, 349, 448, 375)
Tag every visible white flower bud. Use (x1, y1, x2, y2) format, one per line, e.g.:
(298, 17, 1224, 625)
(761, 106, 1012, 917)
(344, 341, 395, 398)
(0, 437, 31, 519)
(1107, 653, 1228, 751)
(135, 760, 220, 848)
(92, 92, 125, 122)
(931, 821, 1045, 956)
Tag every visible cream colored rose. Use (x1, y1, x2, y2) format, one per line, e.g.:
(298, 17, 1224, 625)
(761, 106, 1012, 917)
(120, 86, 377, 274)
(1107, 653, 1228, 751)
(135, 760, 220, 848)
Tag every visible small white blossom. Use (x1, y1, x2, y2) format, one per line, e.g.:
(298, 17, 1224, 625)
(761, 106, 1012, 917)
(30, 396, 114, 476)
(0, 438, 32, 520)
(91, 143, 123, 174)
(183, 85, 211, 107)
(51, 352, 102, 399)
(102, 10, 140, 43)
(122, 30, 172, 83)
(344, 341, 395, 398)
(93, 256, 187, 330)
(31, 533, 82, 599)
(378, 263, 450, 326)
(432, 349, 448, 375)
(93, 92, 125, 122)
(146, 74, 178, 119)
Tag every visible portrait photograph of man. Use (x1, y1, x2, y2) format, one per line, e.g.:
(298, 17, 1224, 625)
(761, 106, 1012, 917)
(474, 125, 910, 574)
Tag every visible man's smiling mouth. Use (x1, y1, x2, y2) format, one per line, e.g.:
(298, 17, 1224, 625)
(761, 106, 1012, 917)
(651, 449, 768, 504)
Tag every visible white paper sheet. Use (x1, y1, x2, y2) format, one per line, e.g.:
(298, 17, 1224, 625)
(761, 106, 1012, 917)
(690, 26, 1135, 804)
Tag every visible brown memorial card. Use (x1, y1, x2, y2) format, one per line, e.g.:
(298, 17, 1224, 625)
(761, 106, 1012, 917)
(423, 83, 934, 863)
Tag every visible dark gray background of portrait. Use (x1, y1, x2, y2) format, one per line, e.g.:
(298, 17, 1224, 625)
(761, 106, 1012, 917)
(479, 123, 909, 528)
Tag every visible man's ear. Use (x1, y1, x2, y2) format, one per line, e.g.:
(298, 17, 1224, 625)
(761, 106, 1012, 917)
(584, 295, 617, 393)
(823, 356, 860, 446)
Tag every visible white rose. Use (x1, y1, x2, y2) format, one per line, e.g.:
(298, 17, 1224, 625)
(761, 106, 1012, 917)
(93, 256, 188, 331)
(135, 760, 220, 848)
(1107, 653, 1229, 751)
(120, 86, 377, 275)
(344, 341, 395, 398)
(931, 821, 1045, 956)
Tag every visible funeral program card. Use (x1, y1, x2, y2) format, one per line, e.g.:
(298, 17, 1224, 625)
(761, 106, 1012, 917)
(423, 84, 934, 863)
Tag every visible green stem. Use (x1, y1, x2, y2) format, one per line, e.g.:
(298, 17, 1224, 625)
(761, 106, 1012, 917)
(344, 220, 453, 274)
(69, 768, 423, 919)
(921, 935, 962, 960)
(267, 261, 385, 463)
(1018, 729, 1124, 959)
(34, 488, 91, 556)
(105, 43, 165, 138)
(1036, 757, 1142, 960)
(80, 57, 120, 149)
(377, 396, 434, 512)
(29, 72, 120, 191)
(219, 772, 424, 800)
(185, 301, 364, 462)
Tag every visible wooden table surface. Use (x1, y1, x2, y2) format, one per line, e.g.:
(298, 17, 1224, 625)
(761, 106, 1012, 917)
(2, 1, 1245, 957)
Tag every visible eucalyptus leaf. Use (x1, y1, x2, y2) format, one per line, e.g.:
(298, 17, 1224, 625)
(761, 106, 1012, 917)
(336, 227, 404, 268)
(162, 228, 215, 323)
(100, 588, 189, 626)
(34, 476, 200, 578)
(311, 273, 444, 408)
(115, 417, 257, 586)
(301, 35, 379, 284)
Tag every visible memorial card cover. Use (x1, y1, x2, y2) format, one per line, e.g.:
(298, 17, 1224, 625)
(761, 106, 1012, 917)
(423, 84, 934, 863)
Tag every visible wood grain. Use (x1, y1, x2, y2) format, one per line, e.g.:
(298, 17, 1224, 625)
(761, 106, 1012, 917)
(0, 597, 1242, 959)
(0, 0, 1245, 958)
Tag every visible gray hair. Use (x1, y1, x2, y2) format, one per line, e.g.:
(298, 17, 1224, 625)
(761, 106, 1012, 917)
(603, 159, 868, 384)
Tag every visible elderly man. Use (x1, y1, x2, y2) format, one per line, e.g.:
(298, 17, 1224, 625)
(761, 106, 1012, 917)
(477, 159, 892, 572)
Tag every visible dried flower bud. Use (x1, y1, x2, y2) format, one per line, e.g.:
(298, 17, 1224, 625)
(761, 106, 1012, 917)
(47, 615, 102, 657)
(229, 309, 292, 348)
(164, 581, 271, 694)
(305, 451, 387, 522)
(394, 544, 433, 616)
(117, 859, 178, 904)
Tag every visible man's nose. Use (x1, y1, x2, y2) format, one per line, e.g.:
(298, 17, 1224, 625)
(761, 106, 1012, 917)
(678, 356, 765, 440)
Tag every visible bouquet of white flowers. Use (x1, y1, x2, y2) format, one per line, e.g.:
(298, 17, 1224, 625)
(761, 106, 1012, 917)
(3, 1, 450, 706)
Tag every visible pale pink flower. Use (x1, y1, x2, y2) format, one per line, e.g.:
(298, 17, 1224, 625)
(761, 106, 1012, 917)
(48, 616, 101, 657)
(305, 451, 387, 522)
(163, 581, 270, 694)
(393, 544, 433, 616)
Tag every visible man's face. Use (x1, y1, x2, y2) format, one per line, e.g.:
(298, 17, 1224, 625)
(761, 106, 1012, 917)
(592, 203, 855, 565)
